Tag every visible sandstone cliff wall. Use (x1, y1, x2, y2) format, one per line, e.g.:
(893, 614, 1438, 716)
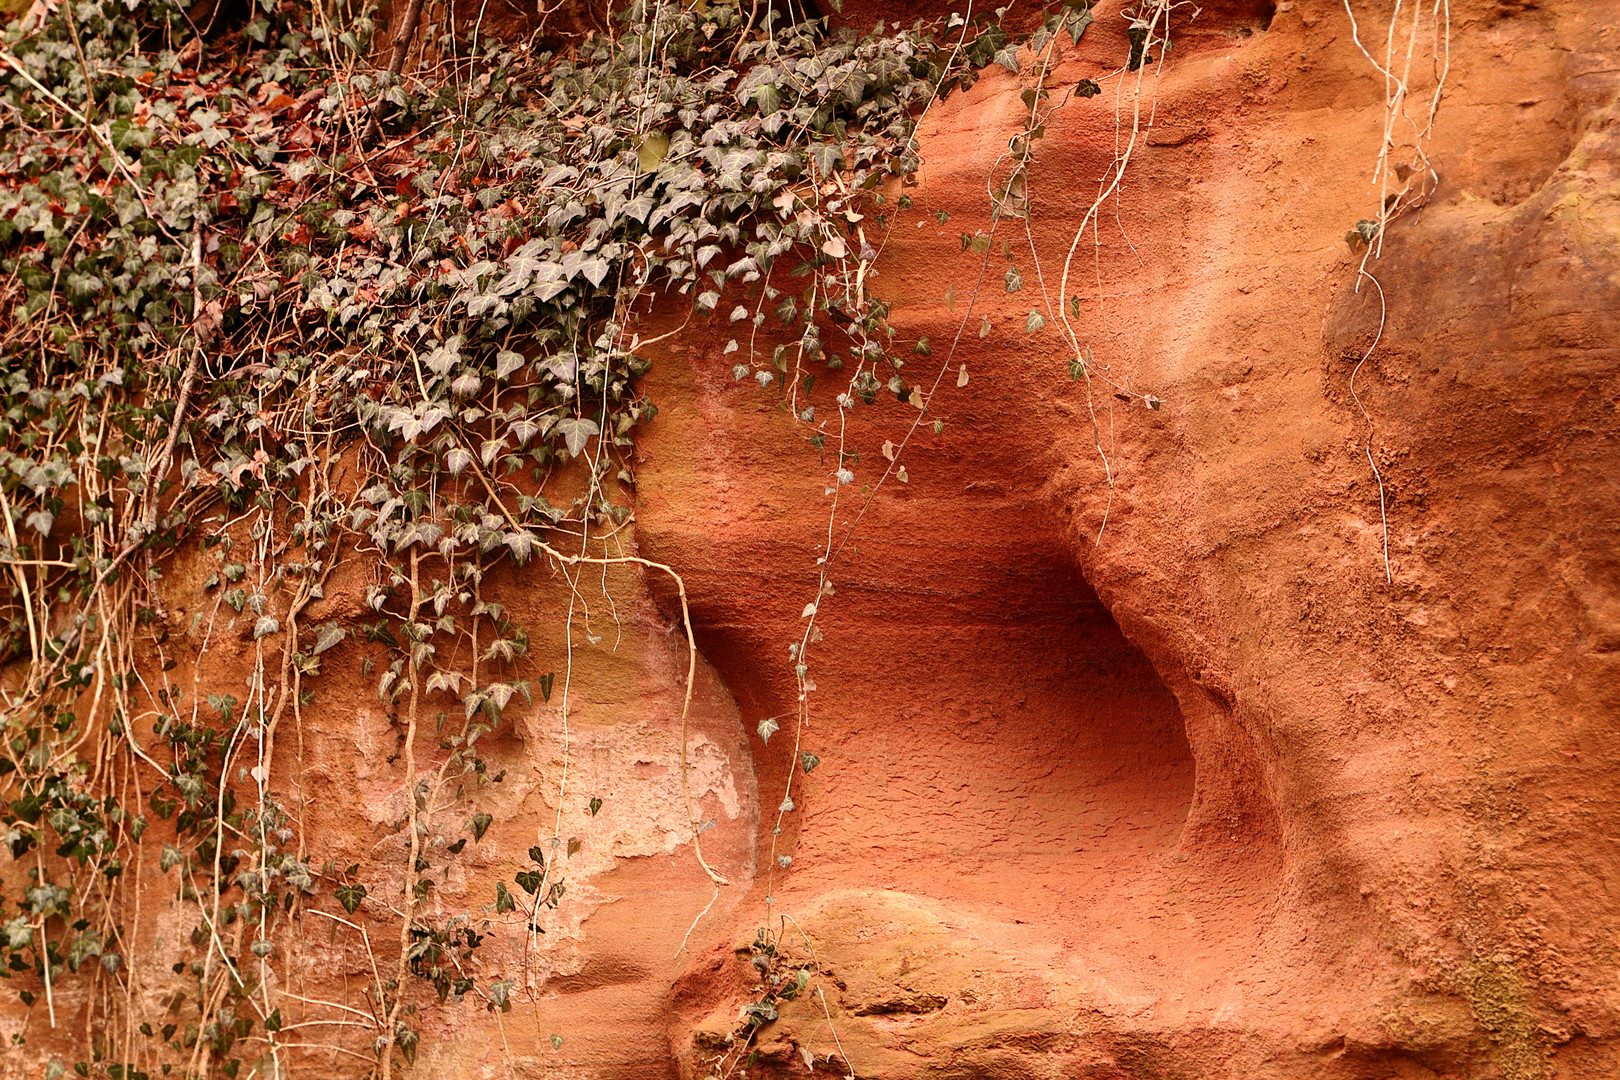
(5, 2, 1618, 1078)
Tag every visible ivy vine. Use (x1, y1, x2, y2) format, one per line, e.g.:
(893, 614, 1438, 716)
(0, 0, 1070, 1074)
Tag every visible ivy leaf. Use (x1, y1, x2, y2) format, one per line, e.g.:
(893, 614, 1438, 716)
(567, 837, 581, 856)
(312, 623, 346, 654)
(253, 616, 281, 640)
(515, 870, 541, 895)
(994, 46, 1020, 73)
(425, 340, 461, 375)
(753, 83, 782, 114)
(445, 447, 472, 476)
(471, 813, 493, 841)
(637, 131, 670, 172)
(1068, 8, 1094, 44)
(758, 716, 780, 744)
(555, 417, 599, 457)
(1075, 78, 1102, 98)
(506, 531, 537, 563)
(335, 883, 367, 914)
(810, 143, 843, 176)
(1026, 309, 1046, 332)
(495, 350, 525, 379)
(801, 752, 820, 774)
(588, 796, 602, 816)
(1128, 23, 1150, 70)
(489, 978, 514, 1011)
(540, 672, 555, 701)
(510, 417, 545, 445)
(1005, 265, 1022, 292)
(494, 881, 515, 913)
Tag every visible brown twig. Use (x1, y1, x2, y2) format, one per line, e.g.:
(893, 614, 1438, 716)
(144, 220, 206, 532)
(361, 0, 428, 147)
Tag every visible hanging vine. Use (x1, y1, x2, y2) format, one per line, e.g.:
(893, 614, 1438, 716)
(0, 0, 1047, 1074)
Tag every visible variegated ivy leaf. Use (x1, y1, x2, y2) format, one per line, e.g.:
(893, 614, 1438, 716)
(506, 531, 537, 563)
(312, 623, 346, 655)
(554, 418, 600, 457)
(424, 338, 462, 375)
(510, 417, 545, 446)
(495, 350, 525, 379)
(425, 670, 463, 695)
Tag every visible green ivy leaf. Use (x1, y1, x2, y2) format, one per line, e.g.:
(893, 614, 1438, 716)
(335, 883, 367, 914)
(1068, 8, 1094, 45)
(489, 978, 514, 1011)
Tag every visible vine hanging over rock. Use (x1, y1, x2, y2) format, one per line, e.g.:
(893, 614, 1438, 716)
(0, 0, 1054, 1073)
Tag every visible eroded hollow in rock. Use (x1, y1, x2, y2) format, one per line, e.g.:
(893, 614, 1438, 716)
(776, 545, 1199, 932)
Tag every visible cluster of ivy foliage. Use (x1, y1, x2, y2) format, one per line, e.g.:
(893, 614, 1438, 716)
(0, 0, 1078, 1073)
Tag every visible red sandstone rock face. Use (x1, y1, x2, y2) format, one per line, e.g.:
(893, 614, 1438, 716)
(628, 1, 1620, 1077)
(5, 3, 1617, 1078)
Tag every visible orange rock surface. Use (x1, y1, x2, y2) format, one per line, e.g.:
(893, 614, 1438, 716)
(6, 2, 1619, 1078)
(632, 1, 1620, 1077)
